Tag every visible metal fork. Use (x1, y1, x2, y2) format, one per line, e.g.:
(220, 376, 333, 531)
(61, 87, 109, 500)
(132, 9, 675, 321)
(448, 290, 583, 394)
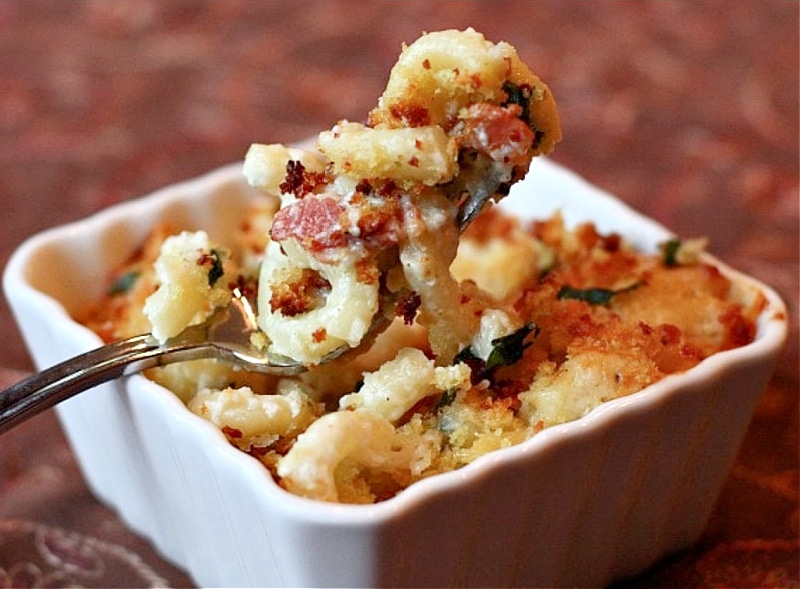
(0, 175, 497, 435)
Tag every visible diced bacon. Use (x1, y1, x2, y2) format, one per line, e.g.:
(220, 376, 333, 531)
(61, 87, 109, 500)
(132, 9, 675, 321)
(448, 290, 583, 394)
(271, 193, 404, 260)
(271, 196, 348, 251)
(461, 103, 535, 167)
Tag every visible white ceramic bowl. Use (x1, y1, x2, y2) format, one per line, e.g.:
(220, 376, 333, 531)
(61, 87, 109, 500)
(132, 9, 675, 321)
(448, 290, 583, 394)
(4, 158, 787, 588)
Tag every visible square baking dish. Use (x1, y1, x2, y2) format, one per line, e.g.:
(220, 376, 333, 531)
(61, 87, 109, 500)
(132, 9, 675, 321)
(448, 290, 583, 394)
(4, 157, 787, 588)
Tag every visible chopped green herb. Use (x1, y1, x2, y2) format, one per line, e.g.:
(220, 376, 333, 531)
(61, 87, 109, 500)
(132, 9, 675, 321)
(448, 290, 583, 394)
(484, 323, 537, 372)
(531, 127, 545, 150)
(454, 345, 480, 366)
(502, 81, 532, 123)
(435, 389, 457, 410)
(502, 81, 545, 148)
(207, 248, 225, 287)
(557, 284, 638, 305)
(108, 270, 140, 296)
(454, 323, 537, 383)
(662, 238, 681, 267)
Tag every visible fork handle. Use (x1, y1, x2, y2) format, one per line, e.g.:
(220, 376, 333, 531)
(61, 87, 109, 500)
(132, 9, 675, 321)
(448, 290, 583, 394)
(0, 335, 211, 436)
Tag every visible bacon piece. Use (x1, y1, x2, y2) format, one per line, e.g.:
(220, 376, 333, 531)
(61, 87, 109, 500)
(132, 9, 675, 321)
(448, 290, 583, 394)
(270, 195, 348, 251)
(460, 103, 535, 167)
(271, 192, 403, 260)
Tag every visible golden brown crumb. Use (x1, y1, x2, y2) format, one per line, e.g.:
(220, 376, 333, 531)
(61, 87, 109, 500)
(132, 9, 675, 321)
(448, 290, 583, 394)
(269, 269, 330, 317)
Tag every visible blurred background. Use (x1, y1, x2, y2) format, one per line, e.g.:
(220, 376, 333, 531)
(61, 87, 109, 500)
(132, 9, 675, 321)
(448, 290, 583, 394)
(0, 2, 797, 587)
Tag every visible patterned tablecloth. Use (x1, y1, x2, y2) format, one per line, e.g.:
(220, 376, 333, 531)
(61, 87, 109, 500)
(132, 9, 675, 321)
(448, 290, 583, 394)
(0, 2, 797, 587)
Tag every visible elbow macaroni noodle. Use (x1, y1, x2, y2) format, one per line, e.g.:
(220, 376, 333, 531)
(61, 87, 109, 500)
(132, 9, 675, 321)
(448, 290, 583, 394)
(257, 239, 381, 364)
(143, 231, 231, 343)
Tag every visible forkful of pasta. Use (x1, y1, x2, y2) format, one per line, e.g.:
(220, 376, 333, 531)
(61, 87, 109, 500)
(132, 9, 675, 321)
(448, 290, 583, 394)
(0, 28, 560, 434)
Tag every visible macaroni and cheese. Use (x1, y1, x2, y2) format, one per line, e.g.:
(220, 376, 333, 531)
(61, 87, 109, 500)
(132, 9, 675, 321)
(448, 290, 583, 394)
(81, 29, 762, 504)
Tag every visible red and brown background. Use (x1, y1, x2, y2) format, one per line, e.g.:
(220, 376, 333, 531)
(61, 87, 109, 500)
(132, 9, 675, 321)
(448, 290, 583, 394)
(0, 2, 797, 587)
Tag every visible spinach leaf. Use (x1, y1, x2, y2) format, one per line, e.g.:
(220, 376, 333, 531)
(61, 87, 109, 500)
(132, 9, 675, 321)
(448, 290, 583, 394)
(207, 248, 225, 287)
(662, 238, 681, 267)
(484, 323, 537, 371)
(108, 270, 140, 296)
(454, 323, 537, 384)
(557, 284, 638, 305)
